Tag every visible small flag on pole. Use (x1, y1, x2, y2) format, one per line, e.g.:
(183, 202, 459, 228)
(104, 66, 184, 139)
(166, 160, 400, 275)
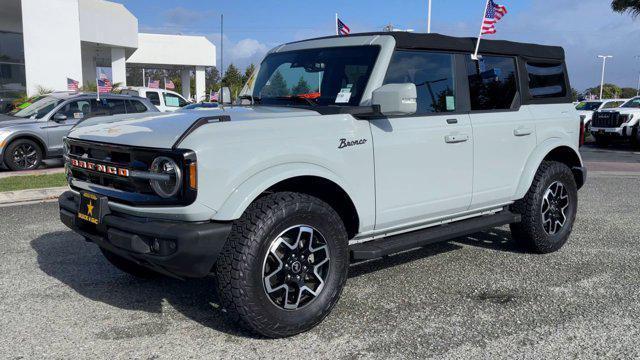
(165, 78, 175, 90)
(148, 79, 160, 89)
(67, 78, 79, 91)
(472, 0, 508, 60)
(97, 79, 112, 93)
(337, 17, 351, 36)
(481, 0, 508, 35)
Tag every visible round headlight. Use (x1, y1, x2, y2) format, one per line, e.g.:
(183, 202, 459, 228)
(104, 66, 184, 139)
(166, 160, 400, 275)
(149, 156, 182, 198)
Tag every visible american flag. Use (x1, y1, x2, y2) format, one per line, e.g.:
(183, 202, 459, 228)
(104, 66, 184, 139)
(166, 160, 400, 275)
(481, 0, 508, 35)
(165, 79, 175, 90)
(97, 79, 112, 93)
(67, 78, 79, 91)
(148, 79, 160, 89)
(337, 18, 351, 36)
(209, 90, 219, 102)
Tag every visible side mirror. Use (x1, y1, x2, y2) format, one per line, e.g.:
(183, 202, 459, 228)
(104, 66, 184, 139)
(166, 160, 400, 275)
(220, 87, 232, 105)
(371, 83, 417, 116)
(53, 113, 67, 122)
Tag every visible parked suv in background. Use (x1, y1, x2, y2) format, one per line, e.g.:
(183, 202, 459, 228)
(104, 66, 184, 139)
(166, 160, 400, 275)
(590, 97, 640, 147)
(121, 87, 190, 112)
(59, 33, 585, 337)
(0, 92, 157, 171)
(576, 99, 627, 134)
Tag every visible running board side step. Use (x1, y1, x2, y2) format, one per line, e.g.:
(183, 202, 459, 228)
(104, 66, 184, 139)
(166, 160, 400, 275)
(350, 211, 521, 261)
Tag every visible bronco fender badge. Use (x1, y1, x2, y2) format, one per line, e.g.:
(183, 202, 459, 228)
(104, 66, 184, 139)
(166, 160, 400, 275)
(338, 138, 367, 149)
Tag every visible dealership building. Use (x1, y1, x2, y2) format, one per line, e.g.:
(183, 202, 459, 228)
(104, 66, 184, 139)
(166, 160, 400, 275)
(0, 0, 216, 103)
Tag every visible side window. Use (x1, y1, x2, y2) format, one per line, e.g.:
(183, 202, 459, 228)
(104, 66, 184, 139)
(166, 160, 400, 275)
(57, 100, 91, 120)
(466, 56, 518, 111)
(163, 93, 181, 107)
(384, 51, 456, 114)
(177, 95, 188, 107)
(104, 99, 127, 115)
(127, 100, 148, 113)
(525, 62, 567, 98)
(146, 91, 161, 106)
(603, 101, 623, 109)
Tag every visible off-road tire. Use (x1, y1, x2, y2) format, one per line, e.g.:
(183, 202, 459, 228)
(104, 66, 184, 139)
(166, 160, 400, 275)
(3, 138, 43, 171)
(100, 248, 160, 278)
(215, 192, 349, 338)
(510, 161, 578, 254)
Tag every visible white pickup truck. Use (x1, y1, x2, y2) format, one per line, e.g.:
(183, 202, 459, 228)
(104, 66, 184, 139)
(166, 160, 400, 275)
(59, 32, 585, 338)
(121, 87, 190, 112)
(590, 97, 640, 147)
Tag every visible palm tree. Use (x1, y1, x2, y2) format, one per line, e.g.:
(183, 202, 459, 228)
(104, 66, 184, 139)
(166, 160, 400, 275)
(612, 0, 640, 17)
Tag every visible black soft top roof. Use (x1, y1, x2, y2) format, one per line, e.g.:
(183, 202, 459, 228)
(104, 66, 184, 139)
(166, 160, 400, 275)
(299, 32, 565, 61)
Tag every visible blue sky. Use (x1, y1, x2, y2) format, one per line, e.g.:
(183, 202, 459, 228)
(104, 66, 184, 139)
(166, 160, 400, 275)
(113, 0, 640, 91)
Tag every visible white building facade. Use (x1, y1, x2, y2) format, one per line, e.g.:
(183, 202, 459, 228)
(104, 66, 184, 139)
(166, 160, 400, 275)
(0, 0, 216, 102)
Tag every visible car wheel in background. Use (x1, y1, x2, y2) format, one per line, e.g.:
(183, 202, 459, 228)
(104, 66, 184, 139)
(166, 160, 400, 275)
(3, 138, 43, 171)
(510, 161, 578, 254)
(216, 192, 349, 338)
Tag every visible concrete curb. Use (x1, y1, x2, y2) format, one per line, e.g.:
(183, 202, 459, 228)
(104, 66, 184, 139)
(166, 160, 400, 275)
(0, 187, 68, 207)
(0, 167, 65, 179)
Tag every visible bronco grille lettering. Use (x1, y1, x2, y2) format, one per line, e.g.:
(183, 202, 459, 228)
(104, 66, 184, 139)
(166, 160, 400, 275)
(70, 158, 130, 177)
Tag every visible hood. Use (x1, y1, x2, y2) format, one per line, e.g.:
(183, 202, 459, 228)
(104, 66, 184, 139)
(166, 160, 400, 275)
(599, 107, 639, 115)
(67, 106, 320, 148)
(577, 110, 594, 117)
(0, 114, 38, 128)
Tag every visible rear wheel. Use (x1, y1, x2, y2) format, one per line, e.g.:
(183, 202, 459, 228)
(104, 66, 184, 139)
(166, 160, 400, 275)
(594, 135, 609, 147)
(510, 161, 578, 254)
(3, 138, 42, 171)
(216, 192, 349, 338)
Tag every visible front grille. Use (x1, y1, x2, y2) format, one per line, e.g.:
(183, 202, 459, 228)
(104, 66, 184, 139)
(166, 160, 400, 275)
(592, 112, 626, 128)
(65, 139, 196, 206)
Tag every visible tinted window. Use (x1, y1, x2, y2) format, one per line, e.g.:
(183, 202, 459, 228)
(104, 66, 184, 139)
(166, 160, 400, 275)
(466, 56, 518, 111)
(57, 100, 92, 120)
(603, 101, 624, 109)
(384, 51, 456, 114)
(146, 91, 161, 105)
(0, 31, 26, 99)
(576, 102, 602, 111)
(104, 99, 126, 115)
(127, 100, 148, 113)
(526, 62, 567, 98)
(622, 98, 640, 108)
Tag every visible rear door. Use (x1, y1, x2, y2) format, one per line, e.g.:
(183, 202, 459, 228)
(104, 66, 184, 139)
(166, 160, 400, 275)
(466, 55, 537, 209)
(371, 50, 474, 230)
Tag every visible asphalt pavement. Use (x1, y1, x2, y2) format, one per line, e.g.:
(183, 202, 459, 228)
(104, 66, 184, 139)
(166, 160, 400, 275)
(1, 149, 640, 359)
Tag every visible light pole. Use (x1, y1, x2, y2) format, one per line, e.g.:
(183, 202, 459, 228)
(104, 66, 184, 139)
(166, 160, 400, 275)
(598, 55, 613, 100)
(635, 55, 640, 96)
(427, 0, 432, 33)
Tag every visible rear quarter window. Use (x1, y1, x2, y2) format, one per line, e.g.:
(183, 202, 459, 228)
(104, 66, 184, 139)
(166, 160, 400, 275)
(526, 62, 567, 99)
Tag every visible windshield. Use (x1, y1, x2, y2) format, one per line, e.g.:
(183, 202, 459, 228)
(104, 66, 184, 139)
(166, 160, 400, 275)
(575, 102, 602, 111)
(621, 98, 640, 108)
(252, 46, 381, 107)
(12, 96, 63, 119)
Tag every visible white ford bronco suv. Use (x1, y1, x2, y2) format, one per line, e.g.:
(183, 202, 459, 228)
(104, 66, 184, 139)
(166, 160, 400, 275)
(59, 33, 585, 338)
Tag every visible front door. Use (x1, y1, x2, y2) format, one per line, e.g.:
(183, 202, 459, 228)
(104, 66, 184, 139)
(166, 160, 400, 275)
(44, 99, 89, 155)
(371, 50, 473, 231)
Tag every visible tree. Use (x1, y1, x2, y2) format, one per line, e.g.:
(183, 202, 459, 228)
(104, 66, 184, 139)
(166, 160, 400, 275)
(242, 64, 256, 85)
(571, 88, 580, 102)
(206, 67, 221, 92)
(621, 87, 638, 98)
(222, 64, 244, 100)
(291, 76, 311, 95)
(261, 71, 289, 97)
(612, 0, 640, 17)
(584, 83, 623, 99)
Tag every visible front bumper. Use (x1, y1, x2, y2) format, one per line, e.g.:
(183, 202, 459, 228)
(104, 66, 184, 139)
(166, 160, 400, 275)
(590, 126, 626, 137)
(58, 191, 232, 278)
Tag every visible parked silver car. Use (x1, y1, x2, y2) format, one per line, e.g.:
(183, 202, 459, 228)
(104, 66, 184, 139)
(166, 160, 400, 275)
(0, 92, 158, 171)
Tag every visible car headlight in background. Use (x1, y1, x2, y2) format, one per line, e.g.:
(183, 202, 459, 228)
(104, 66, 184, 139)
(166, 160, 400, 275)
(149, 156, 182, 198)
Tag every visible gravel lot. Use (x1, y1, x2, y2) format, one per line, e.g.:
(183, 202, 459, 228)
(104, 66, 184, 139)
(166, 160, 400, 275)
(1, 156, 639, 359)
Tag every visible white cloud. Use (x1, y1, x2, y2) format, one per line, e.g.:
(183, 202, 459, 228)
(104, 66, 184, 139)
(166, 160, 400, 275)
(230, 39, 268, 60)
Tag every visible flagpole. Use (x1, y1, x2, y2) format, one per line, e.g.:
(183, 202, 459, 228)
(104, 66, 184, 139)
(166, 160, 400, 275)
(142, 68, 145, 86)
(427, 0, 432, 33)
(335, 13, 339, 36)
(96, 77, 100, 101)
(472, 0, 490, 61)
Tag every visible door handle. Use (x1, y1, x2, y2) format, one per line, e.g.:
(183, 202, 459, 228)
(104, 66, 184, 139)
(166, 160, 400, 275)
(446, 118, 458, 124)
(445, 134, 469, 144)
(514, 127, 533, 137)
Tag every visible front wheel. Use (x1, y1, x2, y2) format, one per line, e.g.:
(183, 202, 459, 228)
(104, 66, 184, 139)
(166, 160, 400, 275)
(216, 192, 349, 338)
(510, 161, 578, 254)
(3, 138, 43, 171)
